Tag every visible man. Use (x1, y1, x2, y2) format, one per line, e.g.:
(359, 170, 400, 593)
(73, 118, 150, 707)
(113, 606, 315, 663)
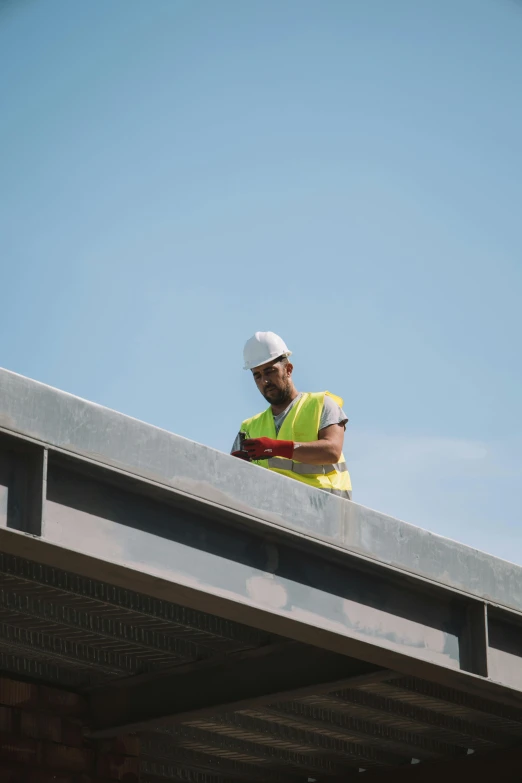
(231, 331, 352, 499)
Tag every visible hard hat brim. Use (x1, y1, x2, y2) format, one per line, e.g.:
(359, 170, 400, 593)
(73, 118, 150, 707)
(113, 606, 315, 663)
(244, 351, 292, 371)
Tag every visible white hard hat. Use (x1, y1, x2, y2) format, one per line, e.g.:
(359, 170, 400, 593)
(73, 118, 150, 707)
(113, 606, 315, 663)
(243, 332, 292, 371)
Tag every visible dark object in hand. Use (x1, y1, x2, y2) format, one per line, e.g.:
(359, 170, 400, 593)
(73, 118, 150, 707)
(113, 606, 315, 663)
(232, 450, 251, 461)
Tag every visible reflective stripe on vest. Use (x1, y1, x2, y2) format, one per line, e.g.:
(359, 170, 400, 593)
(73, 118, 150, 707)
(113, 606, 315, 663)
(267, 457, 349, 475)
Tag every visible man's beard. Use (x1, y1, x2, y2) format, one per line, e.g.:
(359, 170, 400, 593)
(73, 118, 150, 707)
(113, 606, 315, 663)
(263, 382, 292, 406)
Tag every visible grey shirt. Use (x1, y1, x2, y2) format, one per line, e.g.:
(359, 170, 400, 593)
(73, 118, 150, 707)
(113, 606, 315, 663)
(231, 393, 348, 453)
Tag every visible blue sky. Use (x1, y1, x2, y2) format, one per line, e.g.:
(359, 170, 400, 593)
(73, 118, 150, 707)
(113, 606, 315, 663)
(1, 0, 521, 562)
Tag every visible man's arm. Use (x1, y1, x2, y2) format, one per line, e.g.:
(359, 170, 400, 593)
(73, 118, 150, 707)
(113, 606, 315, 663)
(292, 423, 344, 464)
(243, 424, 345, 464)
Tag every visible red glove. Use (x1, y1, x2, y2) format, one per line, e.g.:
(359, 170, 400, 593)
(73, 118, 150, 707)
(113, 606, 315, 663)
(231, 450, 251, 461)
(243, 437, 294, 460)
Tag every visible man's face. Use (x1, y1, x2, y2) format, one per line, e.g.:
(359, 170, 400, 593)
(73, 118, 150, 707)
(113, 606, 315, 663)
(252, 359, 293, 405)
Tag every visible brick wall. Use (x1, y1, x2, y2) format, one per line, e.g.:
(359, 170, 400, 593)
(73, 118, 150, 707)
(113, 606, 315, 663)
(0, 674, 140, 782)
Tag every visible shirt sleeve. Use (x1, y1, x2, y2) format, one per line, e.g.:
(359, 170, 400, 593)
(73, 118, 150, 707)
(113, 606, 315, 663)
(319, 395, 348, 431)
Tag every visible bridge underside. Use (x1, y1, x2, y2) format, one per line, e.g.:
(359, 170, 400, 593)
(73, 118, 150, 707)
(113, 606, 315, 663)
(1, 545, 522, 782)
(1, 457, 522, 782)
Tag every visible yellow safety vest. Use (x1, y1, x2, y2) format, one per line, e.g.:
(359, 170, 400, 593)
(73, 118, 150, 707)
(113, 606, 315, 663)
(241, 392, 352, 498)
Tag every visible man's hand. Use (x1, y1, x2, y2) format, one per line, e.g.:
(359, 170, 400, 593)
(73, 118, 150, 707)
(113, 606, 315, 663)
(231, 450, 251, 461)
(243, 437, 294, 460)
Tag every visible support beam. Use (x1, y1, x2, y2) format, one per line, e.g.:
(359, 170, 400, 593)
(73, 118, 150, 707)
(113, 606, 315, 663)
(0, 648, 96, 688)
(460, 602, 489, 677)
(259, 703, 462, 761)
(0, 584, 209, 666)
(186, 712, 407, 767)
(40, 459, 509, 696)
(142, 768, 245, 783)
(3, 520, 522, 716)
(142, 748, 312, 783)
(0, 619, 132, 676)
(384, 676, 522, 735)
(351, 745, 522, 782)
(143, 728, 370, 776)
(0, 550, 268, 653)
(5, 441, 47, 536)
(87, 643, 387, 736)
(315, 687, 507, 748)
